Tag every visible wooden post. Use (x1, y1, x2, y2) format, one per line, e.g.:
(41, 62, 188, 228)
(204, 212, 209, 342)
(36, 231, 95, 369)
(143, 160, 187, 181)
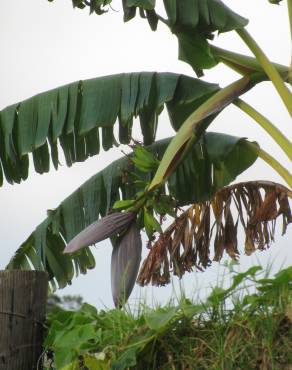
(0, 270, 48, 370)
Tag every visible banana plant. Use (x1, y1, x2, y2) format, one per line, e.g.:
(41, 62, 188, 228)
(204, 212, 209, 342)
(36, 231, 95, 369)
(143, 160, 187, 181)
(4, 0, 292, 306)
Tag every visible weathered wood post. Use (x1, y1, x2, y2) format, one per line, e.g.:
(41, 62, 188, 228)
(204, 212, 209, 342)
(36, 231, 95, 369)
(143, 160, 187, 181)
(0, 270, 48, 370)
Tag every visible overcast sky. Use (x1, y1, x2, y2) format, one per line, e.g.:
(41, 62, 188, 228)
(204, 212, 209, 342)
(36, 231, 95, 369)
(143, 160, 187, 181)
(0, 0, 291, 309)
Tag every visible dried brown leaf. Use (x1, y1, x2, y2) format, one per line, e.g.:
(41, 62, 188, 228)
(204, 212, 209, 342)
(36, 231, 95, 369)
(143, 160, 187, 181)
(252, 191, 278, 223)
(138, 181, 291, 287)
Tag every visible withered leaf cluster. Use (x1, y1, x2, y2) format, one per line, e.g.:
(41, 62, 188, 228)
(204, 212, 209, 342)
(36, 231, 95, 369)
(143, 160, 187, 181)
(137, 181, 292, 287)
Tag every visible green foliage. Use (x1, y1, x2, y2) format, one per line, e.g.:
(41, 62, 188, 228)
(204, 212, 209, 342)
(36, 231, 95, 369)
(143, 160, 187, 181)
(0, 72, 218, 186)
(57, 0, 248, 75)
(164, 0, 248, 75)
(44, 266, 292, 369)
(4, 0, 291, 305)
(7, 132, 258, 288)
(143, 207, 162, 238)
(134, 0, 248, 75)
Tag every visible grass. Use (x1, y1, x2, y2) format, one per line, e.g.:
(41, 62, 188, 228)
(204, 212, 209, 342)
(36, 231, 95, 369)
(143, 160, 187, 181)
(44, 265, 292, 370)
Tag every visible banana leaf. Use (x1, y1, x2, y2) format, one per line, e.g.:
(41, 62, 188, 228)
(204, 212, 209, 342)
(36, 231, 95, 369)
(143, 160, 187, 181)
(50, 0, 248, 75)
(6, 132, 258, 288)
(0, 72, 218, 186)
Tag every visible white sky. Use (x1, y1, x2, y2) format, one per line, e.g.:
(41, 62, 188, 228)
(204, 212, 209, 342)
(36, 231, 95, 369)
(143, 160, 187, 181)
(0, 0, 291, 309)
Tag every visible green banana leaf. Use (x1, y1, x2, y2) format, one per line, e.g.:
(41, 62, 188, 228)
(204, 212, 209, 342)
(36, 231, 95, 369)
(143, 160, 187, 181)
(6, 132, 258, 289)
(162, 0, 248, 75)
(0, 72, 218, 186)
(51, 0, 248, 75)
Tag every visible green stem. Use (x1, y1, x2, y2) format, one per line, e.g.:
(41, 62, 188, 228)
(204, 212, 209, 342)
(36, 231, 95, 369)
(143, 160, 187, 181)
(156, 13, 170, 27)
(148, 75, 255, 190)
(234, 98, 292, 161)
(237, 28, 292, 117)
(211, 45, 289, 80)
(125, 334, 157, 349)
(289, 0, 292, 36)
(247, 142, 292, 188)
(288, 0, 292, 82)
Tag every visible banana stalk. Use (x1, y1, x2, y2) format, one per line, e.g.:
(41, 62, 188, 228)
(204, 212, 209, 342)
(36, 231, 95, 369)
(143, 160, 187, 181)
(247, 142, 292, 189)
(237, 28, 292, 117)
(288, 0, 292, 82)
(148, 75, 257, 191)
(233, 98, 292, 161)
(211, 45, 290, 81)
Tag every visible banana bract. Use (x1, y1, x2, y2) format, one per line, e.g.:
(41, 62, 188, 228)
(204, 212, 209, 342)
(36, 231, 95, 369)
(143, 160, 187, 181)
(63, 212, 135, 253)
(111, 222, 142, 307)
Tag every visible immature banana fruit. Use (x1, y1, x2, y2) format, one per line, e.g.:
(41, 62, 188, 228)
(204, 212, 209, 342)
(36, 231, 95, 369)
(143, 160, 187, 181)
(111, 221, 142, 307)
(64, 211, 135, 253)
